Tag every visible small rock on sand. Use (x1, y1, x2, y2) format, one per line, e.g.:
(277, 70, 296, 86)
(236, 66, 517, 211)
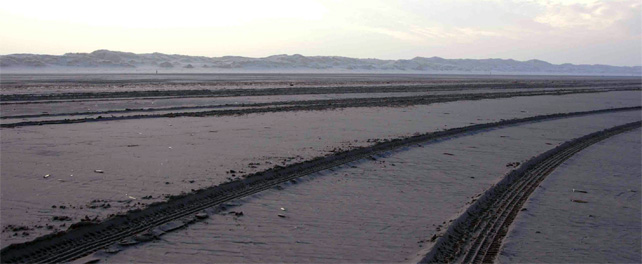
(84, 258, 101, 264)
(118, 238, 139, 246)
(134, 232, 156, 242)
(52, 216, 71, 221)
(104, 247, 121, 254)
(195, 212, 208, 219)
(94, 170, 104, 173)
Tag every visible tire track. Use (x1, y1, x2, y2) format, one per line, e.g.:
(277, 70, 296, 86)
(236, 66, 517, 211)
(419, 121, 641, 264)
(2, 80, 638, 102)
(0, 106, 639, 263)
(2, 87, 638, 128)
(1, 86, 637, 120)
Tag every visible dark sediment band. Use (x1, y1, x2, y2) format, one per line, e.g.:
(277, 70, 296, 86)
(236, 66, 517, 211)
(1, 106, 639, 263)
(2, 80, 638, 102)
(419, 121, 641, 264)
(2, 87, 638, 128)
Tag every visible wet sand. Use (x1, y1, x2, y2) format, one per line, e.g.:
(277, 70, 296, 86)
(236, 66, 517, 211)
(498, 129, 641, 263)
(2, 73, 635, 95)
(97, 111, 640, 263)
(1, 91, 639, 245)
(0, 74, 640, 262)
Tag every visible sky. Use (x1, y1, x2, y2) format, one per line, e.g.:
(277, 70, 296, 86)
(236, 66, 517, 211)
(0, 0, 640, 66)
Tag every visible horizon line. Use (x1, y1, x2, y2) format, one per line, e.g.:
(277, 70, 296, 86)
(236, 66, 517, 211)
(2, 49, 640, 68)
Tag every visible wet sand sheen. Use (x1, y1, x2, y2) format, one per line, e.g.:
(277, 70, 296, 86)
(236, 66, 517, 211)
(99, 112, 640, 263)
(498, 129, 641, 263)
(1, 91, 639, 245)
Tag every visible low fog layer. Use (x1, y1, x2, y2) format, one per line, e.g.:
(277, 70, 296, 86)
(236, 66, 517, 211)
(1, 50, 640, 75)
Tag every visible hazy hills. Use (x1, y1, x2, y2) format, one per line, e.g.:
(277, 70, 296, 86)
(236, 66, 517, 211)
(1, 49, 640, 75)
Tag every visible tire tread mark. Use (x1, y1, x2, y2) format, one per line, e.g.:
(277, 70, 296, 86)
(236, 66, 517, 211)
(2, 87, 638, 128)
(1, 107, 640, 263)
(420, 121, 641, 264)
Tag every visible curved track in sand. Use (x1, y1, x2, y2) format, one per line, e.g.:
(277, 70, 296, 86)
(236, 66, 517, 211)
(420, 121, 642, 264)
(2, 87, 638, 128)
(0, 106, 639, 263)
(2, 80, 637, 102)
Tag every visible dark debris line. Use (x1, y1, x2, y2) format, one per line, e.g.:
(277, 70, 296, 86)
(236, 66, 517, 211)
(0, 106, 639, 263)
(2, 87, 639, 128)
(420, 121, 641, 264)
(2, 80, 638, 102)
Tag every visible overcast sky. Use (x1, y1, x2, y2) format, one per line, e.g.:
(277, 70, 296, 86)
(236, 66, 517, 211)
(1, 0, 640, 66)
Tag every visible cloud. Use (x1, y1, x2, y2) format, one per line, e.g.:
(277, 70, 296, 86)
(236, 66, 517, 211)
(535, 0, 641, 33)
(0, 0, 639, 65)
(0, 0, 328, 28)
(376, 26, 505, 43)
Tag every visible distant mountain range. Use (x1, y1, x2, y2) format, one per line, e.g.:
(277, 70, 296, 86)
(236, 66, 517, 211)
(1, 50, 640, 75)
